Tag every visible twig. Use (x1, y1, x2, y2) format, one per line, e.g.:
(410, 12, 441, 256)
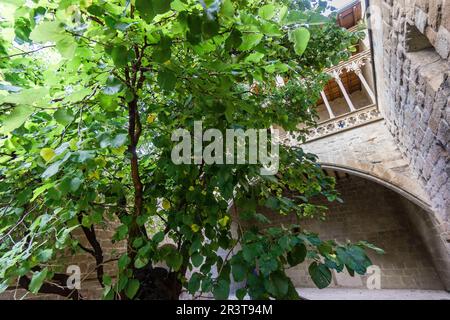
(0, 45, 55, 60)
(0, 204, 39, 243)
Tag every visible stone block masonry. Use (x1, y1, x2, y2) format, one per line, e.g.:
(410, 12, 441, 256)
(262, 176, 445, 290)
(372, 0, 449, 225)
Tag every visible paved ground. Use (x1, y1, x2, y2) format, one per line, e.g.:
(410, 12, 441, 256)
(185, 288, 450, 300)
(296, 288, 450, 300)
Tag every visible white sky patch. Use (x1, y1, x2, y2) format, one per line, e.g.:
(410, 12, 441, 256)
(323, 0, 359, 16)
(328, 0, 358, 10)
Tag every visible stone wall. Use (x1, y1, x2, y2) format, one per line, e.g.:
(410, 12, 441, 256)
(371, 0, 450, 225)
(263, 175, 445, 290)
(302, 120, 430, 205)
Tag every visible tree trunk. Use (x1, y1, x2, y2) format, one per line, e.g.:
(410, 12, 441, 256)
(134, 265, 183, 300)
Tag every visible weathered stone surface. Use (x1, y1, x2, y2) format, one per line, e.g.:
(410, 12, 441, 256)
(436, 26, 450, 59)
(415, 7, 428, 33)
(301, 121, 430, 205)
(372, 0, 450, 228)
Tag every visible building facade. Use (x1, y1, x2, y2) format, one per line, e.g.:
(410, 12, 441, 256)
(279, 0, 450, 295)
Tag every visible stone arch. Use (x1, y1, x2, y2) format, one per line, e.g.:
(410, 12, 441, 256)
(301, 120, 432, 218)
(308, 167, 450, 291)
(320, 163, 431, 213)
(268, 169, 450, 293)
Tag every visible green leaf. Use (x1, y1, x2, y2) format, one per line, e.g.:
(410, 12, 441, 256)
(278, 5, 288, 22)
(37, 249, 53, 262)
(115, 224, 129, 240)
(118, 254, 131, 270)
(264, 271, 289, 297)
(337, 245, 372, 275)
(125, 279, 140, 299)
(188, 273, 201, 293)
(225, 29, 242, 50)
(135, 0, 156, 23)
(29, 268, 48, 294)
(29, 21, 64, 42)
(152, 231, 165, 243)
(260, 21, 282, 36)
(358, 241, 385, 255)
(40, 148, 56, 162)
(166, 251, 183, 271)
(31, 182, 55, 201)
(157, 69, 176, 92)
(70, 177, 82, 192)
(0, 105, 34, 134)
(254, 213, 271, 224)
(236, 287, 247, 300)
(231, 263, 247, 282)
(54, 109, 74, 126)
(110, 45, 128, 68)
(41, 161, 61, 179)
(189, 238, 202, 255)
(102, 275, 112, 286)
(212, 279, 230, 300)
(14, 17, 31, 44)
(245, 52, 264, 63)
(154, 0, 172, 15)
(242, 243, 260, 262)
(134, 257, 148, 269)
(264, 61, 288, 73)
(152, 36, 172, 63)
(220, 0, 234, 18)
(56, 35, 77, 58)
(136, 0, 172, 23)
(287, 243, 307, 266)
(99, 94, 119, 111)
(308, 262, 332, 289)
(103, 76, 123, 95)
(258, 4, 276, 20)
(308, 12, 330, 25)
(191, 252, 203, 267)
(289, 27, 310, 56)
(284, 10, 308, 25)
(0, 87, 48, 105)
(239, 33, 263, 51)
(87, 5, 104, 17)
(218, 215, 229, 228)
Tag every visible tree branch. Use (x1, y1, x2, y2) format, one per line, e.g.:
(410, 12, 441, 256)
(18, 275, 83, 300)
(77, 213, 105, 287)
(0, 45, 55, 60)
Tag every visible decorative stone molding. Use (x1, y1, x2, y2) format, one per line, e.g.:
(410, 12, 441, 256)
(304, 104, 382, 141)
(325, 49, 372, 77)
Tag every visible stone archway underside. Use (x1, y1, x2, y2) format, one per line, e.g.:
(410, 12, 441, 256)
(301, 120, 432, 212)
(296, 121, 450, 289)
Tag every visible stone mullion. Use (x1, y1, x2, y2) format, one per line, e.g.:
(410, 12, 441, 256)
(320, 90, 335, 119)
(333, 72, 356, 112)
(354, 67, 377, 105)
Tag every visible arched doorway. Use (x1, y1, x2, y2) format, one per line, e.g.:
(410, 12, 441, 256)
(282, 169, 449, 293)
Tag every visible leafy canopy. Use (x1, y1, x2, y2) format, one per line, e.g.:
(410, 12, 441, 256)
(0, 0, 378, 300)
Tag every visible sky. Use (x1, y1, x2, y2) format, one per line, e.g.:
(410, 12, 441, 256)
(329, 0, 357, 9)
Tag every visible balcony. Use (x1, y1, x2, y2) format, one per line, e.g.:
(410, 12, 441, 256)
(303, 48, 382, 141)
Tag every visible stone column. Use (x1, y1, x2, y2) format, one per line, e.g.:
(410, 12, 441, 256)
(354, 68, 377, 105)
(320, 90, 335, 119)
(333, 71, 356, 112)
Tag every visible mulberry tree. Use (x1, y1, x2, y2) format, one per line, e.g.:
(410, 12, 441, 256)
(0, 0, 381, 300)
